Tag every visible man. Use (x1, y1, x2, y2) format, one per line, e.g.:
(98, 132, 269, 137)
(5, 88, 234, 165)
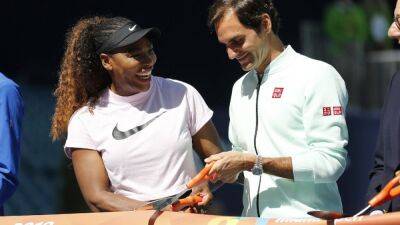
(366, 0, 400, 213)
(205, 0, 348, 218)
(0, 72, 23, 215)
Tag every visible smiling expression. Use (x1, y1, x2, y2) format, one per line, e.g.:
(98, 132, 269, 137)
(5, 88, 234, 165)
(102, 37, 157, 96)
(215, 9, 271, 74)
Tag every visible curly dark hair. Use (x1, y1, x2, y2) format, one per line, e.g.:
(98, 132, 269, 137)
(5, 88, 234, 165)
(208, 0, 280, 34)
(51, 16, 131, 140)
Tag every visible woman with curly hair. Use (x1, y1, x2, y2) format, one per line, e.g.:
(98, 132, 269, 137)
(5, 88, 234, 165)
(51, 16, 222, 212)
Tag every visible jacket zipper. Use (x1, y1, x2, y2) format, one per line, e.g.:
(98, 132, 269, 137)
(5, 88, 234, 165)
(254, 73, 263, 217)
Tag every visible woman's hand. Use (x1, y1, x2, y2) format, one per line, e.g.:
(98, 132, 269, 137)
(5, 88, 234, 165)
(173, 183, 212, 213)
(191, 182, 213, 206)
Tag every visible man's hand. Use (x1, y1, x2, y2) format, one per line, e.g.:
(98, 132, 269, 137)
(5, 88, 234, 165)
(205, 151, 255, 183)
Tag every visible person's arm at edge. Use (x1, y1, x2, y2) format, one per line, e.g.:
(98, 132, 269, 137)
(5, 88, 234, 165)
(0, 83, 23, 209)
(365, 72, 398, 210)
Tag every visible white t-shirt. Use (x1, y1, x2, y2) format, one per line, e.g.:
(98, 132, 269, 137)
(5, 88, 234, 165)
(65, 76, 213, 201)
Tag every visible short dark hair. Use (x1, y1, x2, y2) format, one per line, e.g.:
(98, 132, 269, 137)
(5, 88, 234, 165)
(208, 0, 280, 34)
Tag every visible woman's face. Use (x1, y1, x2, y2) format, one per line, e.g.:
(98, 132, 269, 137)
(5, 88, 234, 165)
(102, 37, 157, 96)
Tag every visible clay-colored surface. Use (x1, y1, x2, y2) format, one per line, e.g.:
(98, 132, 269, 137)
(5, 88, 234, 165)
(1, 210, 400, 225)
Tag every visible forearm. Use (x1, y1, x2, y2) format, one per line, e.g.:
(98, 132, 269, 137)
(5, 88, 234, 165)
(262, 157, 293, 180)
(86, 190, 150, 212)
(242, 154, 294, 180)
(71, 149, 151, 212)
(193, 121, 223, 159)
(241, 150, 344, 182)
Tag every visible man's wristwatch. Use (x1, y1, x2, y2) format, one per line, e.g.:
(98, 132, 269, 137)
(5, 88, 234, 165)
(251, 155, 263, 176)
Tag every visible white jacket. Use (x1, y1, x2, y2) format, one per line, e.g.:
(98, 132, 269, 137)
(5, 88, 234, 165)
(229, 46, 348, 218)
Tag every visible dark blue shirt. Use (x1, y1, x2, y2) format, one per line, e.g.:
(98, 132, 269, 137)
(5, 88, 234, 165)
(0, 72, 23, 215)
(367, 71, 400, 212)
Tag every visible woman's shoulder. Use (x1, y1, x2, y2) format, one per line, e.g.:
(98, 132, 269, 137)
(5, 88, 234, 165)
(69, 104, 92, 123)
(153, 76, 197, 94)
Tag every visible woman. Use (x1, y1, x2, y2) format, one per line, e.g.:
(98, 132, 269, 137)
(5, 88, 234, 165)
(51, 16, 222, 212)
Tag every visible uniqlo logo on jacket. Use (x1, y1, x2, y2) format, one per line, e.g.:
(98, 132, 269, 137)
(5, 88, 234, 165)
(333, 106, 343, 115)
(272, 88, 284, 98)
(323, 107, 331, 116)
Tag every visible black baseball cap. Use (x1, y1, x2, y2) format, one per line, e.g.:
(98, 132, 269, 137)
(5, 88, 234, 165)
(96, 21, 161, 54)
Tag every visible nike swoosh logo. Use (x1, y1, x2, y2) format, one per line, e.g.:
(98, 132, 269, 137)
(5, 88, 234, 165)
(129, 25, 137, 32)
(112, 111, 166, 140)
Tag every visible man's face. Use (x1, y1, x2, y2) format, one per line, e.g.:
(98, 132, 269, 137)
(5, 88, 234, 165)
(388, 0, 400, 43)
(215, 9, 270, 72)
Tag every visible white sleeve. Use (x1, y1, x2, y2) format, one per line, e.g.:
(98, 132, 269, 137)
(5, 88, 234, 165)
(185, 85, 213, 136)
(64, 113, 98, 158)
(292, 65, 348, 183)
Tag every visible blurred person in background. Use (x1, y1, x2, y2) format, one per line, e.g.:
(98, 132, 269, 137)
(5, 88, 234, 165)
(205, 0, 348, 218)
(363, 0, 391, 50)
(366, 0, 400, 213)
(0, 72, 23, 215)
(323, 0, 368, 107)
(324, 0, 368, 55)
(51, 16, 222, 212)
